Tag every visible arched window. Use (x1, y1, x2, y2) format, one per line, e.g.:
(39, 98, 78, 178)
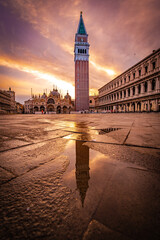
(128, 88, 130, 97)
(152, 62, 156, 70)
(128, 75, 130, 81)
(151, 79, 156, 91)
(133, 86, 135, 95)
(138, 84, 141, 94)
(144, 82, 148, 92)
(47, 98, 55, 104)
(145, 66, 148, 73)
(133, 72, 135, 79)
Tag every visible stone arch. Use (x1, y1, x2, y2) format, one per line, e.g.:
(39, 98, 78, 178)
(47, 98, 55, 104)
(57, 106, 61, 114)
(63, 106, 68, 114)
(131, 103, 135, 112)
(34, 106, 39, 112)
(137, 102, 141, 112)
(40, 105, 45, 112)
(47, 105, 54, 112)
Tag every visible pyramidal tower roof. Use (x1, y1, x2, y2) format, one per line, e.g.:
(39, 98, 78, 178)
(77, 11, 87, 35)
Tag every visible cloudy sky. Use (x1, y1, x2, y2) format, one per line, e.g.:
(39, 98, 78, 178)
(0, 0, 159, 103)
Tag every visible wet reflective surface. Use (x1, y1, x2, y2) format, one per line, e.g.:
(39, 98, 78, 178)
(0, 114, 160, 240)
(63, 140, 111, 208)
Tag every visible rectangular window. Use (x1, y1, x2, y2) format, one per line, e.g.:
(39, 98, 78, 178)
(145, 66, 148, 73)
(128, 75, 130, 81)
(139, 69, 141, 76)
(124, 78, 126, 83)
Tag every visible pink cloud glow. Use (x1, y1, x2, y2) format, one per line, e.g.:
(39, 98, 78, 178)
(0, 0, 159, 102)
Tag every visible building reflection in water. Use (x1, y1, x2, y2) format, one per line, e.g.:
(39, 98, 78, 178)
(75, 140, 90, 207)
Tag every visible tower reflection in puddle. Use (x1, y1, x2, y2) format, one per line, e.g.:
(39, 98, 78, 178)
(75, 140, 90, 207)
(63, 122, 91, 207)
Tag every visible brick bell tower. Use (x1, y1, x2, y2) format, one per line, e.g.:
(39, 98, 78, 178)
(74, 12, 90, 111)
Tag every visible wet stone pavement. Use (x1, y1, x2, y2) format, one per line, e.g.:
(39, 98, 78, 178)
(0, 113, 160, 240)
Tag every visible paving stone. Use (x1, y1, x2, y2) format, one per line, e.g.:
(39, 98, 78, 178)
(0, 113, 160, 240)
(83, 219, 131, 240)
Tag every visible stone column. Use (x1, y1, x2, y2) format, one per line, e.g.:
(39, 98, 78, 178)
(126, 89, 128, 98)
(125, 104, 127, 112)
(135, 102, 138, 112)
(148, 100, 150, 112)
(156, 77, 160, 93)
(130, 87, 133, 97)
(122, 91, 124, 99)
(141, 102, 144, 112)
(141, 83, 145, 94)
(155, 99, 159, 111)
(135, 85, 139, 95)
(130, 103, 132, 112)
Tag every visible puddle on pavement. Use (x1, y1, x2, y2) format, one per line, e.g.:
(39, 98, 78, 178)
(62, 139, 116, 208)
(61, 122, 123, 208)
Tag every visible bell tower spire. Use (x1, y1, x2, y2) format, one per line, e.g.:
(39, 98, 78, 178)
(74, 12, 90, 111)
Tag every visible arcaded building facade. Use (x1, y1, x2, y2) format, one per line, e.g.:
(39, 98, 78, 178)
(24, 89, 74, 114)
(96, 49, 160, 112)
(74, 12, 90, 111)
